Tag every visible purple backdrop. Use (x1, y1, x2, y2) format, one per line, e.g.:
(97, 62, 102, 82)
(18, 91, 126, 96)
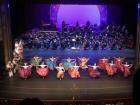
(50, 5, 107, 28)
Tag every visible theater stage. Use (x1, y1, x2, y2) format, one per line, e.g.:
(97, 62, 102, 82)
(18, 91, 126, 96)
(0, 49, 134, 102)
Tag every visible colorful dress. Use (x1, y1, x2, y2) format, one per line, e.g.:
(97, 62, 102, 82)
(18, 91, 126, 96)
(18, 65, 32, 79)
(98, 58, 109, 70)
(36, 64, 49, 78)
(31, 56, 42, 66)
(68, 66, 80, 78)
(63, 58, 76, 70)
(88, 64, 100, 78)
(114, 57, 124, 72)
(122, 63, 132, 77)
(105, 62, 117, 76)
(78, 57, 89, 69)
(56, 66, 65, 80)
(14, 40, 24, 60)
(6, 61, 14, 78)
(46, 57, 57, 70)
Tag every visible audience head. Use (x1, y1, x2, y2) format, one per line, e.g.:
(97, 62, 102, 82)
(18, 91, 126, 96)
(18, 98, 44, 105)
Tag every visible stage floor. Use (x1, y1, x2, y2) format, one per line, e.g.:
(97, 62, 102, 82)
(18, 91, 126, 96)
(0, 70, 133, 100)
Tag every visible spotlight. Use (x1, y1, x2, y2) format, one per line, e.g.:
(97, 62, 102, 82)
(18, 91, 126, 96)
(8, 3, 10, 8)
(138, 4, 140, 9)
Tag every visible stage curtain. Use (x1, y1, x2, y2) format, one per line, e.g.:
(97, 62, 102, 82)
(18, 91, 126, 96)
(136, 7, 140, 69)
(0, 1, 13, 66)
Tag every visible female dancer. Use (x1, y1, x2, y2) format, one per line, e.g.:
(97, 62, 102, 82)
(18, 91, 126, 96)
(18, 63, 32, 79)
(63, 57, 76, 70)
(122, 62, 133, 77)
(36, 62, 49, 79)
(98, 57, 109, 70)
(78, 57, 89, 69)
(46, 56, 57, 71)
(31, 56, 42, 66)
(68, 64, 80, 79)
(88, 63, 100, 78)
(6, 61, 14, 78)
(14, 40, 24, 60)
(114, 57, 125, 72)
(56, 63, 65, 80)
(12, 58, 19, 74)
(105, 61, 116, 76)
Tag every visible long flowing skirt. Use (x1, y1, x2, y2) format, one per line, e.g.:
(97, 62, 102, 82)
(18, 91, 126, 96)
(57, 71, 64, 79)
(18, 68, 31, 79)
(68, 67, 80, 78)
(47, 61, 56, 70)
(98, 60, 108, 70)
(9, 71, 13, 77)
(123, 67, 131, 77)
(105, 64, 114, 76)
(88, 67, 100, 78)
(36, 67, 49, 77)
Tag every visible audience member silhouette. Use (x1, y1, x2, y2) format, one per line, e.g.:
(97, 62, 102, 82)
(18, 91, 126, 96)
(18, 98, 44, 105)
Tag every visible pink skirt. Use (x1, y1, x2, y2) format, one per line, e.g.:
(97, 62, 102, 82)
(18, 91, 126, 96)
(36, 66, 49, 77)
(18, 67, 31, 79)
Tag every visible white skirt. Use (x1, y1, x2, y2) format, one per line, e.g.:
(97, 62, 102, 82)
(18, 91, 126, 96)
(9, 71, 13, 77)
